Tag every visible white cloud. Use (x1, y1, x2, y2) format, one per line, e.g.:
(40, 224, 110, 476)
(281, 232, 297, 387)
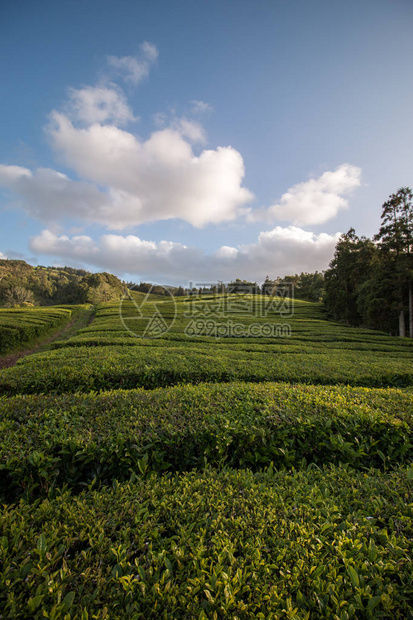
(253, 164, 362, 226)
(62, 43, 159, 125)
(31, 229, 98, 258)
(153, 111, 207, 142)
(0, 115, 252, 229)
(140, 41, 159, 62)
(190, 100, 212, 114)
(107, 42, 158, 85)
(66, 85, 136, 125)
(30, 225, 339, 283)
(0, 164, 32, 184)
(0, 164, 110, 224)
(41, 112, 253, 228)
(171, 118, 207, 144)
(215, 245, 239, 259)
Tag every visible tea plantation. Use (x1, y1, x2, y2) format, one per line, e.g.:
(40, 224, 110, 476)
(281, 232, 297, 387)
(0, 294, 412, 618)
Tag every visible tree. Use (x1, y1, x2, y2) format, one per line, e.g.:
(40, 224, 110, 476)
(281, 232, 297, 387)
(261, 276, 277, 296)
(275, 272, 324, 302)
(356, 251, 399, 333)
(228, 279, 260, 294)
(324, 229, 375, 324)
(296, 272, 325, 302)
(3, 285, 35, 306)
(374, 187, 413, 337)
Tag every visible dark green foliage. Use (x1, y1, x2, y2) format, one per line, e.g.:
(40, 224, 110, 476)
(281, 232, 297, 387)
(0, 382, 412, 499)
(228, 279, 261, 294)
(324, 229, 376, 326)
(0, 259, 125, 306)
(324, 187, 413, 334)
(0, 466, 412, 618)
(374, 187, 413, 256)
(276, 272, 325, 302)
(129, 281, 178, 296)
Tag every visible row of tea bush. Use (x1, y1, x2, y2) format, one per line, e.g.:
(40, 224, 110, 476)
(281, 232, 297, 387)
(1, 382, 412, 499)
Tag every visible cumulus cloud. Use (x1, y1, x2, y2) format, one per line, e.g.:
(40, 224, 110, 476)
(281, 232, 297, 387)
(107, 42, 158, 85)
(66, 85, 136, 125)
(0, 115, 252, 229)
(30, 229, 99, 258)
(153, 110, 207, 142)
(63, 45, 159, 126)
(0, 164, 31, 184)
(253, 164, 362, 226)
(30, 225, 339, 283)
(41, 113, 253, 228)
(215, 245, 239, 259)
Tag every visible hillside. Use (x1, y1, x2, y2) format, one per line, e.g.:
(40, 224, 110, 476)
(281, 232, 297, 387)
(0, 259, 125, 307)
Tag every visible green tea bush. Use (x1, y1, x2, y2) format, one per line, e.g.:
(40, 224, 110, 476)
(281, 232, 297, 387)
(0, 466, 412, 619)
(1, 382, 412, 499)
(1, 342, 413, 396)
(0, 306, 80, 355)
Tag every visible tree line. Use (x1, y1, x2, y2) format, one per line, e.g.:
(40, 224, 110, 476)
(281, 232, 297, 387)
(324, 187, 413, 337)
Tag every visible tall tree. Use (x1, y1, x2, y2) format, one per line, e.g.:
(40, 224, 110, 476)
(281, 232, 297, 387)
(374, 187, 413, 337)
(324, 229, 375, 324)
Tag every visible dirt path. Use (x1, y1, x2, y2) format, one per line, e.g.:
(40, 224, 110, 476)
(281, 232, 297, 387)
(0, 308, 95, 370)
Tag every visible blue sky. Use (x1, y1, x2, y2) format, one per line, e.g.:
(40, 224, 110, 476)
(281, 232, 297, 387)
(1, 0, 413, 285)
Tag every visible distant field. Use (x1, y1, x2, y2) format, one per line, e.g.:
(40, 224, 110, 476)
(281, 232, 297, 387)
(1, 296, 413, 394)
(0, 294, 412, 618)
